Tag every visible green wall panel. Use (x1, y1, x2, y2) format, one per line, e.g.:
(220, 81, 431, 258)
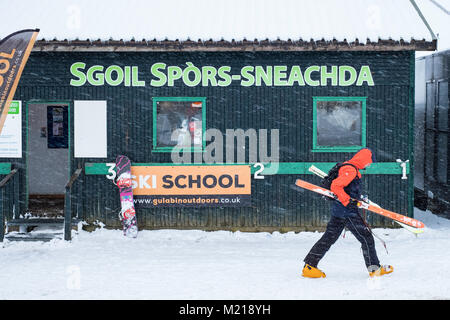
(85, 161, 410, 175)
(10, 50, 415, 230)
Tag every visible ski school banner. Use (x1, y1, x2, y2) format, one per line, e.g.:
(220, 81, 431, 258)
(131, 165, 252, 208)
(0, 29, 39, 134)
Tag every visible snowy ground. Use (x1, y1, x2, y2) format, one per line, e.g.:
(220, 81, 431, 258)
(0, 208, 449, 300)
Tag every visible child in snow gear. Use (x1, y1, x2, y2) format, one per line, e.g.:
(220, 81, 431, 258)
(302, 148, 393, 278)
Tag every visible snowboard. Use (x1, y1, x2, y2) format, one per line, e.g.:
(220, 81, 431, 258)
(294, 178, 425, 232)
(115, 155, 138, 238)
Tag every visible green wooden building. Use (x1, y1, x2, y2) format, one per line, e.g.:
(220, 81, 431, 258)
(0, 0, 438, 240)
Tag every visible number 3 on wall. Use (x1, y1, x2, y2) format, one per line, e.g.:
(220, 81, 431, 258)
(105, 163, 116, 180)
(253, 163, 265, 180)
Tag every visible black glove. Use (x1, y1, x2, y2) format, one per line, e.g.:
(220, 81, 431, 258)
(360, 194, 369, 203)
(346, 199, 360, 211)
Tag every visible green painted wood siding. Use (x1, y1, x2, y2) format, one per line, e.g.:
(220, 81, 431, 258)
(11, 50, 414, 230)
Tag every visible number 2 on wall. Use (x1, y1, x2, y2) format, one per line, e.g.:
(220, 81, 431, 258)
(253, 163, 265, 180)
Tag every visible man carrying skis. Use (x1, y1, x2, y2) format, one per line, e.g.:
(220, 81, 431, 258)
(302, 148, 393, 278)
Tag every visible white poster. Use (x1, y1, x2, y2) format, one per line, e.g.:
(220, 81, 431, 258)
(74, 100, 107, 158)
(0, 101, 22, 158)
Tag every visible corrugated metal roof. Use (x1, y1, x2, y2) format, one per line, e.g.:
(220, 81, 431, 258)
(1, 0, 436, 45)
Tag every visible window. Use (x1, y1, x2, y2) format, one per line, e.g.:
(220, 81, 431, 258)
(47, 106, 68, 149)
(312, 97, 366, 152)
(152, 97, 206, 152)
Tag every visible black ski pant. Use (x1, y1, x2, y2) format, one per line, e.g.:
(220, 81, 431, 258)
(304, 214, 380, 269)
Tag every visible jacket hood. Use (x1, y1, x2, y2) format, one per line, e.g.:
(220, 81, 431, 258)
(347, 148, 373, 170)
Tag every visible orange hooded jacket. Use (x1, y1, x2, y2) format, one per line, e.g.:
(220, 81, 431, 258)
(330, 148, 373, 207)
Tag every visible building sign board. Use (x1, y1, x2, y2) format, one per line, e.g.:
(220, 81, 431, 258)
(0, 100, 21, 158)
(131, 165, 251, 208)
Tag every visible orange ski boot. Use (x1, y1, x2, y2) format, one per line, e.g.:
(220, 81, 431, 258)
(368, 265, 394, 277)
(302, 264, 326, 278)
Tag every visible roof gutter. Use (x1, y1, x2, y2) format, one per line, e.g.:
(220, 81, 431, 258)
(32, 39, 437, 52)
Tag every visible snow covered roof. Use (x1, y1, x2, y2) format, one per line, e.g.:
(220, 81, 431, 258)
(1, 0, 437, 51)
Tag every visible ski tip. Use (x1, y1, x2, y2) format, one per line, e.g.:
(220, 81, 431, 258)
(115, 154, 131, 163)
(410, 228, 425, 234)
(409, 226, 425, 234)
(290, 183, 305, 192)
(394, 221, 425, 234)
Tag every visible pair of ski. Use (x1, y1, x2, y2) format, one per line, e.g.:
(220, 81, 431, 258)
(294, 165, 425, 234)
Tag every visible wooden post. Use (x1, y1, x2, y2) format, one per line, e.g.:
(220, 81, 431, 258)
(64, 168, 82, 241)
(64, 186, 71, 241)
(0, 168, 18, 242)
(0, 189, 4, 242)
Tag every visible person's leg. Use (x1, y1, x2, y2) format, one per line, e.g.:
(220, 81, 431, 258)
(304, 216, 346, 268)
(345, 215, 380, 269)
